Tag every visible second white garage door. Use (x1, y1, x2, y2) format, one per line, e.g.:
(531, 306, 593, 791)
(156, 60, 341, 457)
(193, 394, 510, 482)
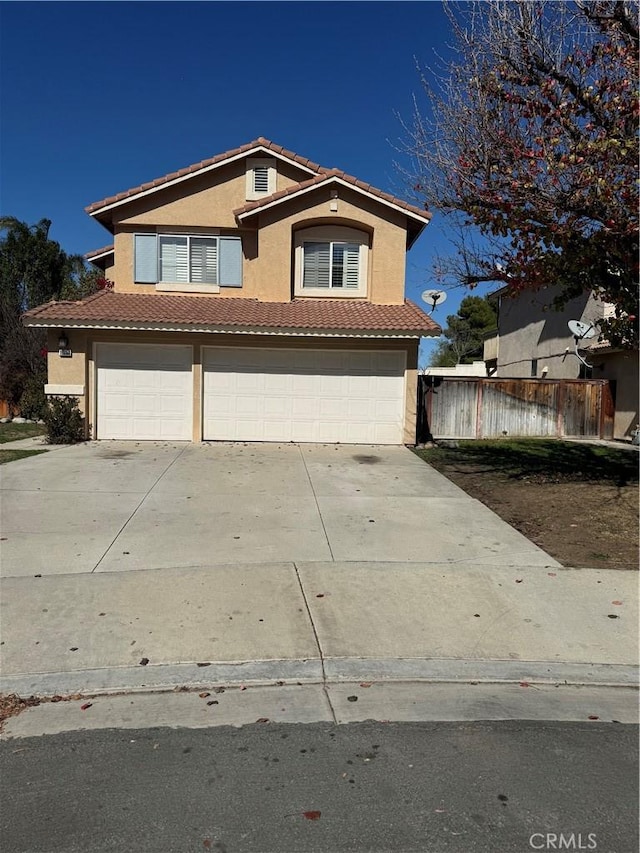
(96, 344, 193, 440)
(202, 347, 406, 444)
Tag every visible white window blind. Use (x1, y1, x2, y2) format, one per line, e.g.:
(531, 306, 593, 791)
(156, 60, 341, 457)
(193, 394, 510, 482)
(190, 237, 218, 284)
(303, 242, 331, 288)
(159, 236, 188, 282)
(303, 241, 360, 290)
(343, 244, 360, 289)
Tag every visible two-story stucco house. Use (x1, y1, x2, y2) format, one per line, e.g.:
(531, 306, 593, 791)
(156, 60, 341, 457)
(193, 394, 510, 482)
(24, 138, 439, 444)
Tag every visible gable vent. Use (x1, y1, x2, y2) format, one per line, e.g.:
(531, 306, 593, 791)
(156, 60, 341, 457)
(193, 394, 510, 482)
(246, 157, 276, 200)
(253, 165, 270, 194)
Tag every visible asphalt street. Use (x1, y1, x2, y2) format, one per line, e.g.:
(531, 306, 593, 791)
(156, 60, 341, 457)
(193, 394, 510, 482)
(1, 720, 637, 853)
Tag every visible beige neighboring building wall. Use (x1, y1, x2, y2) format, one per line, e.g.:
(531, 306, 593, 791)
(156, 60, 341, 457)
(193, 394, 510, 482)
(592, 349, 639, 439)
(492, 285, 606, 379)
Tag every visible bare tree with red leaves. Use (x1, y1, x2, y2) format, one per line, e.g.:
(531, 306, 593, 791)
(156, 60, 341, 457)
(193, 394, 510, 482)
(402, 0, 638, 349)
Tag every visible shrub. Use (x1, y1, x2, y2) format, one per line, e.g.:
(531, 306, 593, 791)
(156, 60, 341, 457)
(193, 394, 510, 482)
(18, 373, 47, 420)
(44, 396, 85, 444)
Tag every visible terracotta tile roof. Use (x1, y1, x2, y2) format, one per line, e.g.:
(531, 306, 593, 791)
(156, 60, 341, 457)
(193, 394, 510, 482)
(85, 137, 323, 215)
(84, 244, 114, 260)
(234, 169, 432, 223)
(23, 290, 440, 336)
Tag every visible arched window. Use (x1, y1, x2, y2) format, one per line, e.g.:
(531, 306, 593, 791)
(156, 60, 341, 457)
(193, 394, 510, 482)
(294, 226, 369, 297)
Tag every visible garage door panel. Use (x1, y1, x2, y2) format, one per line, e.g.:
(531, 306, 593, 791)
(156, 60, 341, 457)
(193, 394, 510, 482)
(97, 344, 192, 441)
(203, 346, 406, 444)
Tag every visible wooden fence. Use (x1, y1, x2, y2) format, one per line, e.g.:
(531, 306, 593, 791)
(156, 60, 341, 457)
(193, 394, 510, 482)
(417, 377, 615, 441)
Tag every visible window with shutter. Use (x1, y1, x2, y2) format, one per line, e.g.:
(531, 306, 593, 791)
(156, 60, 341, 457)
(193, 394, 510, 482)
(142, 234, 242, 290)
(296, 228, 367, 297)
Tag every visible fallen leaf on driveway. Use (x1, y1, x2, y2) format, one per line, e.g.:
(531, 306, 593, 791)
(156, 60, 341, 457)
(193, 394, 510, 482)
(359, 682, 373, 688)
(515, 579, 523, 583)
(198, 692, 210, 699)
(588, 715, 600, 720)
(611, 600, 623, 605)
(256, 717, 270, 723)
(347, 695, 358, 702)
(519, 682, 530, 688)
(303, 811, 321, 821)
(80, 703, 92, 711)
(139, 658, 149, 666)
(547, 572, 557, 577)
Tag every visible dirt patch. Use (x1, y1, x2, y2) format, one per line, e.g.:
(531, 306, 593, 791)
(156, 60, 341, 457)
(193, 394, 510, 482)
(415, 440, 638, 570)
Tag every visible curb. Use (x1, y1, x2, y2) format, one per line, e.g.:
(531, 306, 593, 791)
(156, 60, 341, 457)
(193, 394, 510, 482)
(2, 657, 637, 698)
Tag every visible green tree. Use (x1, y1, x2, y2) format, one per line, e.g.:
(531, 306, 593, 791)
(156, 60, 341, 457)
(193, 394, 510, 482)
(429, 295, 497, 366)
(403, 0, 638, 349)
(0, 217, 101, 412)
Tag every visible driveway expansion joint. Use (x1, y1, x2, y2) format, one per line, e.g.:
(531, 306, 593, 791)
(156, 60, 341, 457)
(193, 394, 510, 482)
(90, 443, 189, 573)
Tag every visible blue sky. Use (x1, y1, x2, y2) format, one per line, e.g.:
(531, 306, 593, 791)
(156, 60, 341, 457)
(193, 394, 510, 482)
(0, 1, 489, 364)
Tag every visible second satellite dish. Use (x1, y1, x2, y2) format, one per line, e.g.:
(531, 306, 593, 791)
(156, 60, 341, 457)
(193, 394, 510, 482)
(421, 290, 447, 314)
(568, 320, 597, 340)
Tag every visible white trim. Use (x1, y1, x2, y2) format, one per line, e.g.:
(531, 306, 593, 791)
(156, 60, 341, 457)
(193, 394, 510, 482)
(24, 319, 430, 338)
(156, 282, 221, 294)
(88, 147, 318, 217)
(237, 176, 432, 226)
(45, 384, 85, 395)
(86, 249, 114, 262)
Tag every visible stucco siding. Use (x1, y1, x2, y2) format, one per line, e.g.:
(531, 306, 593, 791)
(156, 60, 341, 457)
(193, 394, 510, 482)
(495, 286, 606, 378)
(110, 183, 409, 305)
(593, 350, 639, 439)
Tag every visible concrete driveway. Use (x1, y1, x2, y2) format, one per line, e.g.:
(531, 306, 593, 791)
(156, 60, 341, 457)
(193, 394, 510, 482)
(0, 441, 557, 577)
(2, 441, 638, 706)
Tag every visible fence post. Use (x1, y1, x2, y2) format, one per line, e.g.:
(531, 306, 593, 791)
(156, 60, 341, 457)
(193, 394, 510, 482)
(599, 380, 615, 439)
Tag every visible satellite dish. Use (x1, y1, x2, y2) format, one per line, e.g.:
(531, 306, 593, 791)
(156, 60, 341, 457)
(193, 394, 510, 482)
(421, 290, 447, 314)
(568, 320, 596, 340)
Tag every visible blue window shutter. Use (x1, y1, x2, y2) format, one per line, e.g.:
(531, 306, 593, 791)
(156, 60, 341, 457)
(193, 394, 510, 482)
(218, 237, 243, 287)
(134, 234, 158, 283)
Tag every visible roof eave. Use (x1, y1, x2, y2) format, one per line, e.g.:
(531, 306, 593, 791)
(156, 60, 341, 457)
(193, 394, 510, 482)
(22, 316, 436, 338)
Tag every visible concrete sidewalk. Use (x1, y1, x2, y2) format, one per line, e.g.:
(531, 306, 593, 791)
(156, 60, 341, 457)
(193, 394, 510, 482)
(1, 561, 636, 697)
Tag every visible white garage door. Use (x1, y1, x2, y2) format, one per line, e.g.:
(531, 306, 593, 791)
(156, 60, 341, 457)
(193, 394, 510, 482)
(96, 344, 193, 440)
(203, 347, 406, 444)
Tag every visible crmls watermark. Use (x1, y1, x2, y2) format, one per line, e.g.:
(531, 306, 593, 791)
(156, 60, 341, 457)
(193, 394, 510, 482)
(529, 833, 598, 850)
